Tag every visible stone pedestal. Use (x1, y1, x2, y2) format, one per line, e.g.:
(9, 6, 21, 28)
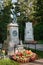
(7, 23, 19, 55)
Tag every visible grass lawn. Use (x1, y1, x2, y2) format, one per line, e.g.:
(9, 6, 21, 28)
(0, 58, 19, 65)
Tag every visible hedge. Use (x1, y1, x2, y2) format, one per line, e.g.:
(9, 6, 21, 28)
(34, 22, 43, 40)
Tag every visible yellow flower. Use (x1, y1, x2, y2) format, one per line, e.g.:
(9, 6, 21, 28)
(2, 50, 5, 54)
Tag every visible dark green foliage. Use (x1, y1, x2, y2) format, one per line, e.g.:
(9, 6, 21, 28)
(15, 3, 20, 13)
(38, 40, 43, 44)
(0, 2, 12, 43)
(33, 0, 43, 41)
(32, 0, 43, 22)
(34, 23, 43, 40)
(18, 22, 25, 41)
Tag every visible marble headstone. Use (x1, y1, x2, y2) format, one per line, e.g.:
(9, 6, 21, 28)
(25, 22, 34, 42)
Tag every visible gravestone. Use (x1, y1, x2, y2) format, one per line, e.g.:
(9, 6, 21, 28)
(7, 23, 19, 55)
(25, 22, 34, 42)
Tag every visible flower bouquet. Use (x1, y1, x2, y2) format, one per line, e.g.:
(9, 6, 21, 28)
(10, 49, 38, 63)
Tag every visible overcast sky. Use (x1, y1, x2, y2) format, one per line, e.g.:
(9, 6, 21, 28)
(12, 0, 17, 3)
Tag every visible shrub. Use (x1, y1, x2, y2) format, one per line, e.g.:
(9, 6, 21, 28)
(34, 23, 43, 40)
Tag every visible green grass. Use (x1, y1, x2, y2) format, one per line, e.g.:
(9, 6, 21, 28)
(0, 58, 19, 65)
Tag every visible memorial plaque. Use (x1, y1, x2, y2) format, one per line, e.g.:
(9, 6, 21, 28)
(9, 26, 19, 43)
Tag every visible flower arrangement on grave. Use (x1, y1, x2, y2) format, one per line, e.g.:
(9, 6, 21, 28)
(10, 49, 38, 63)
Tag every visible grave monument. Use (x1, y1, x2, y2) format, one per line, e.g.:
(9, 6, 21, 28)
(7, 4, 19, 55)
(25, 22, 34, 43)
